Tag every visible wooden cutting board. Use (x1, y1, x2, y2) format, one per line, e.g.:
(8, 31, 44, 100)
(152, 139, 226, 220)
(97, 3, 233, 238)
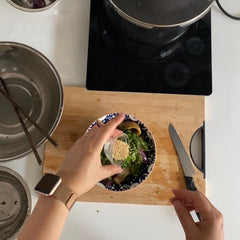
(43, 87, 205, 205)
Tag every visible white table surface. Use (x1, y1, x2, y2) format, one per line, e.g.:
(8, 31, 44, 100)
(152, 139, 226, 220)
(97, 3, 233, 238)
(0, 0, 240, 239)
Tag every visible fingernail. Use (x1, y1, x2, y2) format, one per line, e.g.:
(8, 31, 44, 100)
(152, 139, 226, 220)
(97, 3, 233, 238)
(116, 167, 123, 173)
(172, 189, 177, 194)
(118, 112, 125, 118)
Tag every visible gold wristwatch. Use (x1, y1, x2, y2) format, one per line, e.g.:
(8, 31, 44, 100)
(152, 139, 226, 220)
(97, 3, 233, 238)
(34, 173, 78, 210)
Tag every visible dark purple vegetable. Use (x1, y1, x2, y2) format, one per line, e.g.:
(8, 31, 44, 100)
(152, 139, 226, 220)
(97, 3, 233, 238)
(32, 0, 46, 8)
(139, 148, 148, 164)
(105, 179, 114, 187)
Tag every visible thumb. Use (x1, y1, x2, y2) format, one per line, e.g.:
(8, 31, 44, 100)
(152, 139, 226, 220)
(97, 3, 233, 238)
(100, 165, 122, 180)
(172, 200, 198, 234)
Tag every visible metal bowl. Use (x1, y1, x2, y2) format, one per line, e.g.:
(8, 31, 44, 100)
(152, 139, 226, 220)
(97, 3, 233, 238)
(0, 166, 31, 240)
(6, 0, 61, 12)
(0, 42, 63, 161)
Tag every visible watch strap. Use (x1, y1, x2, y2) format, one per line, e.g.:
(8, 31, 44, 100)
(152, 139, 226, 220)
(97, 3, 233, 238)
(53, 182, 78, 210)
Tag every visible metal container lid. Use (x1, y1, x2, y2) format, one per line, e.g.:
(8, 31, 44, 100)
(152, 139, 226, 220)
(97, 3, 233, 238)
(109, 0, 214, 27)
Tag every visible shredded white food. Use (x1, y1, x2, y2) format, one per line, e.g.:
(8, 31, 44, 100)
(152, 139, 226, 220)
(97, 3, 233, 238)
(112, 140, 129, 160)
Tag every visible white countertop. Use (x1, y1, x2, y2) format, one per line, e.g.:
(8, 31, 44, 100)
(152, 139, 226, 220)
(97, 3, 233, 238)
(0, 0, 240, 239)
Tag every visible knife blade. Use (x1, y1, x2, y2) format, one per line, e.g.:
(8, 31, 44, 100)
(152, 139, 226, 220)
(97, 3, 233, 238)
(169, 123, 197, 191)
(169, 123, 201, 222)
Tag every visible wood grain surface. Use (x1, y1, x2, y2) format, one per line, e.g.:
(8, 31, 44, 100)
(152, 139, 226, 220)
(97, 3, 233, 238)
(43, 87, 205, 205)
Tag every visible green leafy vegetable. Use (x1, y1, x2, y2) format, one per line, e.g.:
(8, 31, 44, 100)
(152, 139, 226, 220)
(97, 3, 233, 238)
(100, 149, 111, 165)
(122, 130, 149, 176)
(100, 126, 150, 183)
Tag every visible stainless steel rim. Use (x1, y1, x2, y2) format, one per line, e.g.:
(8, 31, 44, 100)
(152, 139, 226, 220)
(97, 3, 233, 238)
(109, 0, 214, 28)
(6, 0, 61, 12)
(0, 41, 64, 162)
(0, 166, 31, 240)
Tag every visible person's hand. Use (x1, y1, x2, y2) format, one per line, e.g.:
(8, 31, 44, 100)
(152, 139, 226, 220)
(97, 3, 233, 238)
(170, 189, 224, 240)
(57, 113, 125, 196)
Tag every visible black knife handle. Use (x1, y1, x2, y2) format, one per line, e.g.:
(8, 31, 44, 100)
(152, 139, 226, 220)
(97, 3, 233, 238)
(185, 176, 197, 191)
(184, 176, 201, 222)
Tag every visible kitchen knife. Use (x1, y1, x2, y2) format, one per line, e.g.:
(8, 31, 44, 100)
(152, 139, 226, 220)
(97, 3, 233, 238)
(169, 123, 201, 221)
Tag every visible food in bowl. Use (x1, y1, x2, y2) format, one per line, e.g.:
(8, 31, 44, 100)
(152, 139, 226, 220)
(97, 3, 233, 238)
(32, 0, 46, 8)
(103, 132, 130, 166)
(89, 113, 156, 191)
(6, 0, 61, 11)
(102, 121, 150, 184)
(112, 137, 129, 161)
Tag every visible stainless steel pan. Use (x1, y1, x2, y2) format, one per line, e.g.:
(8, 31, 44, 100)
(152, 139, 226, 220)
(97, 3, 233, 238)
(104, 0, 214, 45)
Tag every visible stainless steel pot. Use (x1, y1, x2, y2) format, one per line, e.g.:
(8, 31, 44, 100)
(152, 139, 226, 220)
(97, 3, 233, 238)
(104, 0, 214, 45)
(0, 42, 63, 161)
(0, 167, 31, 240)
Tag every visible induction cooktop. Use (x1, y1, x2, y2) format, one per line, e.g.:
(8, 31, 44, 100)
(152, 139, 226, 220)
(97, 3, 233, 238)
(86, 0, 212, 95)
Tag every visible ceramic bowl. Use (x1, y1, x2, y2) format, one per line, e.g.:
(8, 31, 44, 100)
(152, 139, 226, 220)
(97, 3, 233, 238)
(89, 113, 156, 191)
(6, 0, 61, 12)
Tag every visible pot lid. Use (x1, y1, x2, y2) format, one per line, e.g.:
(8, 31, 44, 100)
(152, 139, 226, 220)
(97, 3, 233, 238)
(109, 0, 214, 27)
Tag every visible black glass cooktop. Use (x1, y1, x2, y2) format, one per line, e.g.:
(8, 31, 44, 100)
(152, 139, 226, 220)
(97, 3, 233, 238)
(86, 0, 212, 95)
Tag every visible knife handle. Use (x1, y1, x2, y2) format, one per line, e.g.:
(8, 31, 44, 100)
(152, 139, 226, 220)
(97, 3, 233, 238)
(184, 176, 202, 222)
(184, 176, 197, 191)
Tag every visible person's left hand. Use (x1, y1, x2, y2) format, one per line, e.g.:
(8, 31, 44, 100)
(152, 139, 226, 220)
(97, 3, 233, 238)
(57, 113, 125, 196)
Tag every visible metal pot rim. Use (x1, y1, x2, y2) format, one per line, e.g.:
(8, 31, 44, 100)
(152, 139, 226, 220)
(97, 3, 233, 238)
(109, 0, 214, 28)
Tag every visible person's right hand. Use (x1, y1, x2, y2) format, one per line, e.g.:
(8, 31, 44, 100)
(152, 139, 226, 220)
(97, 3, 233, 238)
(170, 189, 224, 240)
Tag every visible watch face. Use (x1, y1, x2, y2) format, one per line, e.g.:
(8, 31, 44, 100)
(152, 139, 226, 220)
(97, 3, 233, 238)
(34, 174, 61, 195)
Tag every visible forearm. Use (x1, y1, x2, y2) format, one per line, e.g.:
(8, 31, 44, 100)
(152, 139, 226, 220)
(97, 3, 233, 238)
(18, 195, 69, 240)
(18, 114, 125, 240)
